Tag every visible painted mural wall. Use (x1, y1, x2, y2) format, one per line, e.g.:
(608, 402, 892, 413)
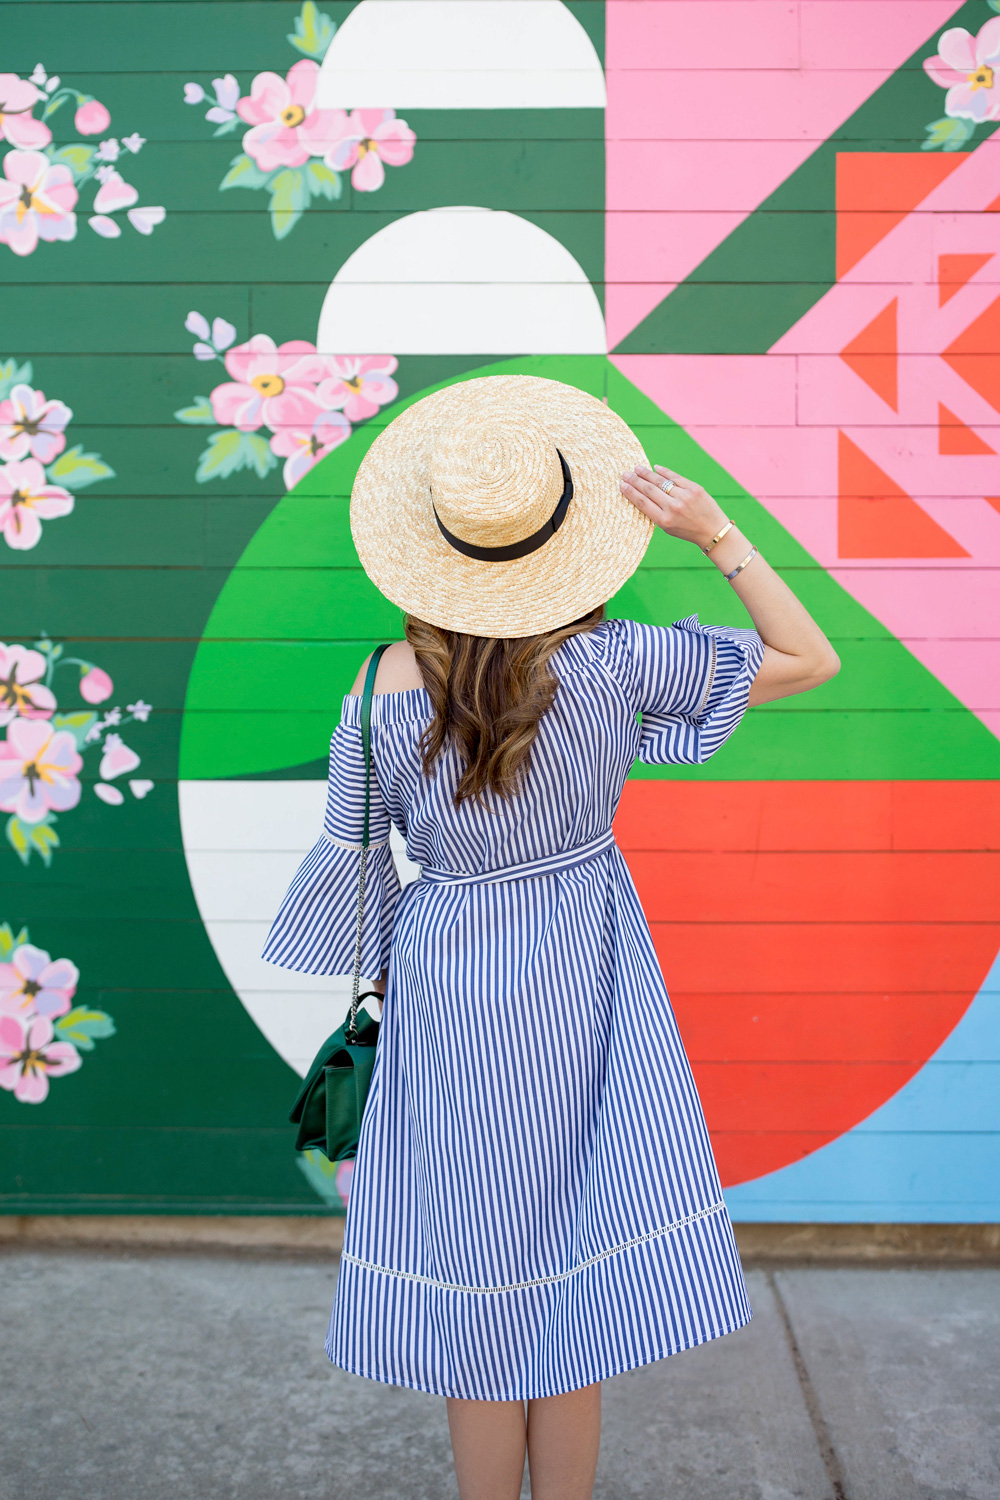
(2, 0, 999, 1220)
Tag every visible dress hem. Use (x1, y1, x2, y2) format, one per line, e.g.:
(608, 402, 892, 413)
(323, 1309, 752, 1402)
(339, 1198, 727, 1295)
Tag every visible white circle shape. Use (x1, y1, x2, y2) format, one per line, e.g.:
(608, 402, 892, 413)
(316, 207, 607, 354)
(180, 781, 421, 1077)
(315, 0, 606, 110)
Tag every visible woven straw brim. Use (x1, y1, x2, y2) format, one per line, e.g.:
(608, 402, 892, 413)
(350, 375, 654, 638)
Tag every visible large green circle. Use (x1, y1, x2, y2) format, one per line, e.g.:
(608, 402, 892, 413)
(181, 355, 1000, 782)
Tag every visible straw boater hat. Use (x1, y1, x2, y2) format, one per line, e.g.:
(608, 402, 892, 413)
(349, 375, 654, 638)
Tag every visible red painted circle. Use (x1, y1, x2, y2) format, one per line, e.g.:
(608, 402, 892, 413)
(615, 779, 1000, 1186)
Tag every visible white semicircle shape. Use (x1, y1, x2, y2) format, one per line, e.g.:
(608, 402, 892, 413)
(179, 781, 421, 1077)
(315, 0, 605, 110)
(316, 206, 606, 354)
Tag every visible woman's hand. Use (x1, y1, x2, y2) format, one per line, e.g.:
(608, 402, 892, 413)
(620, 465, 729, 550)
(620, 463, 841, 706)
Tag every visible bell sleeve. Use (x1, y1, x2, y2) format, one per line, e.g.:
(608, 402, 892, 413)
(617, 613, 765, 766)
(261, 700, 402, 976)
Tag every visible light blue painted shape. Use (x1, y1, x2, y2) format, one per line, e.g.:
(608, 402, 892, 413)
(724, 947, 1000, 1222)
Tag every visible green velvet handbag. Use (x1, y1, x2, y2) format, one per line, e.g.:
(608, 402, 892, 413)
(288, 643, 392, 1162)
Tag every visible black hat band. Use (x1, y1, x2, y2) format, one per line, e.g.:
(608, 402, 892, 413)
(431, 450, 573, 563)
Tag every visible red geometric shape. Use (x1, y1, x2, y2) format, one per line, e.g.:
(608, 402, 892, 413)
(987, 497, 1000, 515)
(942, 293, 1000, 412)
(837, 432, 970, 557)
(840, 299, 898, 410)
(938, 252, 994, 306)
(614, 780, 1000, 1186)
(836, 152, 967, 279)
(938, 403, 996, 455)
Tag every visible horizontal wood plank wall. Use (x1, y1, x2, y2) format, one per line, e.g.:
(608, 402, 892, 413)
(1, 0, 997, 1222)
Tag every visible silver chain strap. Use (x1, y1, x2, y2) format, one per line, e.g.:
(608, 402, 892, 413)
(345, 842, 370, 1044)
(343, 643, 387, 1045)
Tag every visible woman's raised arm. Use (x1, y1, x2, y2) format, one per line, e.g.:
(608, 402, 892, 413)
(620, 464, 840, 707)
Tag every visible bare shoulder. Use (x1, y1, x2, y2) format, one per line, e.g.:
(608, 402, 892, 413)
(347, 640, 424, 696)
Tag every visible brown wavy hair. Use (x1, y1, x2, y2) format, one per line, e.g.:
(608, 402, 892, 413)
(404, 605, 605, 805)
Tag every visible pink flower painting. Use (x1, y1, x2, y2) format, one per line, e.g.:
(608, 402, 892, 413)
(924, 18, 1000, 121)
(0, 920, 112, 1097)
(98, 733, 140, 781)
(92, 170, 139, 215)
(0, 718, 83, 824)
(0, 383, 72, 463)
(317, 357, 399, 421)
(270, 407, 351, 488)
(237, 60, 341, 171)
(0, 643, 56, 726)
(0, 1013, 81, 1103)
(325, 109, 415, 192)
(74, 98, 111, 135)
(189, 6, 415, 241)
(0, 149, 78, 257)
(1, 636, 152, 865)
(0, 943, 79, 1020)
(0, 457, 74, 549)
(210, 334, 328, 432)
(79, 666, 113, 704)
(0, 74, 52, 149)
(182, 313, 402, 492)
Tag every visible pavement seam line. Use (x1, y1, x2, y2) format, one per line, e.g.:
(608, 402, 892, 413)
(766, 1269, 850, 1500)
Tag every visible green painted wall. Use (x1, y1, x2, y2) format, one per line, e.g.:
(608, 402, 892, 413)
(3, 0, 999, 1219)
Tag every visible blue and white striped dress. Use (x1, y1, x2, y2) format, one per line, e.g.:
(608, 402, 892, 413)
(263, 613, 765, 1400)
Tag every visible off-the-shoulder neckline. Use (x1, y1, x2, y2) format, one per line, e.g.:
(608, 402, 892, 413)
(345, 685, 430, 700)
(341, 683, 433, 725)
(344, 624, 611, 705)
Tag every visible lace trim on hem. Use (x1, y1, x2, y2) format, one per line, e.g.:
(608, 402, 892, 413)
(341, 1200, 727, 1295)
(321, 831, 391, 852)
(691, 633, 718, 720)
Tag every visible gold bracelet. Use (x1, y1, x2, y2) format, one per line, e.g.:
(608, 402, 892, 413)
(702, 519, 735, 554)
(724, 546, 758, 582)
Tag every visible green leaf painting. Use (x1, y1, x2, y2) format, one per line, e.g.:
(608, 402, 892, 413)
(51, 712, 100, 749)
(0, 358, 33, 400)
(287, 1, 338, 59)
(0, 923, 29, 960)
(296, 1149, 349, 1208)
(195, 429, 247, 481)
(27, 820, 59, 866)
(195, 429, 278, 481)
(174, 396, 216, 425)
(54, 1008, 117, 1052)
(6, 813, 59, 867)
(219, 153, 275, 192)
(217, 136, 343, 235)
(306, 160, 342, 201)
(6, 815, 30, 865)
(47, 143, 96, 180)
(269, 167, 310, 240)
(242, 432, 279, 478)
(923, 115, 977, 150)
(47, 444, 116, 491)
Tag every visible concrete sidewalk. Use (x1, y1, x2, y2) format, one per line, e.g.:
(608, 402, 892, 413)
(2, 1249, 998, 1500)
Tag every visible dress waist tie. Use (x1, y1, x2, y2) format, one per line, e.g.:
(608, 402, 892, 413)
(418, 827, 616, 888)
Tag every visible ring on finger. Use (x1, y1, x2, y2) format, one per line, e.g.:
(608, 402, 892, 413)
(660, 477, 675, 495)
